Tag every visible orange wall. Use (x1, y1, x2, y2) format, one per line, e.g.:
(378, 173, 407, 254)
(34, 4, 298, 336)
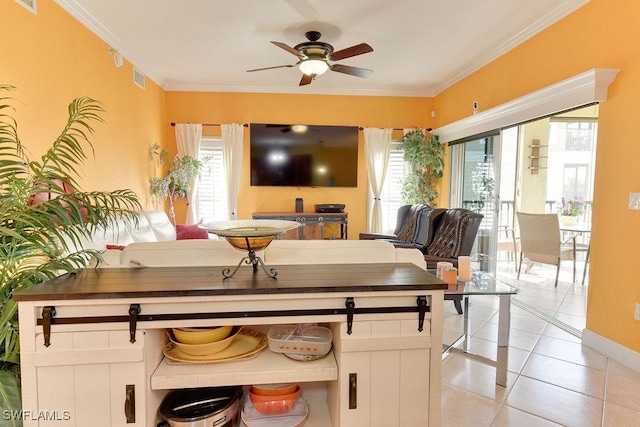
(1, 0, 439, 240)
(435, 0, 640, 351)
(0, 1, 167, 208)
(8, 0, 636, 352)
(165, 92, 435, 236)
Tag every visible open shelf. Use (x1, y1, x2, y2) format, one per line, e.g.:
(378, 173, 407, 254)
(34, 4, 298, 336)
(239, 401, 332, 427)
(151, 348, 338, 390)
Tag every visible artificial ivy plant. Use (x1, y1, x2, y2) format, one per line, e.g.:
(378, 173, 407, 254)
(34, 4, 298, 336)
(0, 85, 141, 421)
(398, 128, 445, 206)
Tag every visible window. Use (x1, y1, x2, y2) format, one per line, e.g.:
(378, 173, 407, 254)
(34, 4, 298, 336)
(378, 144, 406, 234)
(547, 118, 597, 219)
(565, 121, 595, 151)
(563, 164, 589, 200)
(197, 138, 228, 222)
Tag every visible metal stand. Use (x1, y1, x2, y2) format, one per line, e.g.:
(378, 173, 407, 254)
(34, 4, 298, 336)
(222, 237, 278, 278)
(442, 294, 511, 387)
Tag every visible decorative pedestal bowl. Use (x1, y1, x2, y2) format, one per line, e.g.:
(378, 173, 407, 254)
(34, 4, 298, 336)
(200, 220, 301, 278)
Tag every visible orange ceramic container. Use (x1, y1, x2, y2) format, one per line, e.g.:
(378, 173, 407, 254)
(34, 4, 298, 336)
(250, 383, 298, 396)
(248, 386, 301, 415)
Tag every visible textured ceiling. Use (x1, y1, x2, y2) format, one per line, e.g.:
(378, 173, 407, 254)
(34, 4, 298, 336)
(55, 0, 588, 96)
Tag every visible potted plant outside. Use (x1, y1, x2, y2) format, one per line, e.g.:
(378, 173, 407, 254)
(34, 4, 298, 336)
(558, 196, 585, 226)
(398, 129, 445, 206)
(0, 85, 141, 423)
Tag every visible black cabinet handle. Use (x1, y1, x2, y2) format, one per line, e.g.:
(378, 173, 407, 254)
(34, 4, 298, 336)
(349, 373, 357, 409)
(124, 384, 135, 423)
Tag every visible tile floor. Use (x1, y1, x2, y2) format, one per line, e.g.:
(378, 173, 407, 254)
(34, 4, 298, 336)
(441, 260, 640, 426)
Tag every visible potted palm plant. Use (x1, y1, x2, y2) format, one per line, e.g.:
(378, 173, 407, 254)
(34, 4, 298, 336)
(0, 85, 141, 422)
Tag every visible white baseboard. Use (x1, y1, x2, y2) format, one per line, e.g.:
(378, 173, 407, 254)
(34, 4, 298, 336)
(582, 328, 640, 374)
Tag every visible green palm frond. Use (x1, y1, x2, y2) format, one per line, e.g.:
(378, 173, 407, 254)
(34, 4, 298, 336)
(0, 85, 142, 381)
(0, 370, 21, 425)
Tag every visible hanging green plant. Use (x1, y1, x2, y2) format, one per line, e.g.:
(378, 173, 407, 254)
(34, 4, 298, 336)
(398, 129, 445, 206)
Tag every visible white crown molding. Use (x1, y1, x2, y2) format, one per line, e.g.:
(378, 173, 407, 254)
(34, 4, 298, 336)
(433, 68, 619, 142)
(52, 0, 163, 86)
(583, 328, 640, 375)
(432, 0, 592, 96)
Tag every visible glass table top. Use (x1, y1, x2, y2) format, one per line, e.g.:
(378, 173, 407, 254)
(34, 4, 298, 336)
(429, 270, 519, 296)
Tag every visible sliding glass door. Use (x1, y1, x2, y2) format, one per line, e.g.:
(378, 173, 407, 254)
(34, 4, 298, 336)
(448, 105, 598, 275)
(450, 133, 501, 272)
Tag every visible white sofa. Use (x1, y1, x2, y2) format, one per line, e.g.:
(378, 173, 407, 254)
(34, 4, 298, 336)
(118, 239, 426, 270)
(77, 210, 427, 270)
(71, 210, 178, 266)
(79, 210, 176, 247)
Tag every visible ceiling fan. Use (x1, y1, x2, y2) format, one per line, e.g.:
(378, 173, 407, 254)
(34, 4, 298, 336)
(247, 31, 374, 86)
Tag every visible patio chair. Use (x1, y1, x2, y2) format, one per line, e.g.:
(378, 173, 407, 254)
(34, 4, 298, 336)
(497, 225, 520, 271)
(516, 212, 576, 287)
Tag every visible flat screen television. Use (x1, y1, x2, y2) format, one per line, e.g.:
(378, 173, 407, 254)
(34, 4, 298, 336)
(250, 123, 358, 187)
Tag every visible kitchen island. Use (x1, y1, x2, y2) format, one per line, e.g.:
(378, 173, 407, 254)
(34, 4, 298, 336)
(14, 263, 446, 427)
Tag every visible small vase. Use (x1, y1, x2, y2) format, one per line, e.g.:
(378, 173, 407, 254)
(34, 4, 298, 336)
(560, 215, 577, 226)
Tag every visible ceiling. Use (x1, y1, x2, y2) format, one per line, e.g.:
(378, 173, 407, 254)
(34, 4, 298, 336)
(55, 0, 588, 97)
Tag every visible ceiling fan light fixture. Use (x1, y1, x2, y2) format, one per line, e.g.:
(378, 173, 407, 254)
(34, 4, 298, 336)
(299, 58, 329, 76)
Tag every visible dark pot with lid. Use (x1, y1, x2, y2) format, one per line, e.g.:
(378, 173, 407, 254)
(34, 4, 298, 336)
(158, 386, 243, 427)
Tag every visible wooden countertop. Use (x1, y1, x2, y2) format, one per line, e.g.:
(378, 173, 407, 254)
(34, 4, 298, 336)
(13, 263, 447, 302)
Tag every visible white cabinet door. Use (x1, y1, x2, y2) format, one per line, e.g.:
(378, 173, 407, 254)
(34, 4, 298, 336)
(31, 330, 147, 427)
(36, 361, 145, 427)
(330, 318, 433, 427)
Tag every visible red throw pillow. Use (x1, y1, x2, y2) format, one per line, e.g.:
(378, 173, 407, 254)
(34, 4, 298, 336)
(176, 224, 209, 240)
(106, 244, 126, 251)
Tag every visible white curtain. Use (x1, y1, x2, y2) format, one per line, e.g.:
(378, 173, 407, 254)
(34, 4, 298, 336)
(175, 123, 203, 224)
(221, 124, 244, 220)
(364, 127, 392, 232)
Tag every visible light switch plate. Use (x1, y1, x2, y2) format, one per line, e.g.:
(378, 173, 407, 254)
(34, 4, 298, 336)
(629, 193, 640, 210)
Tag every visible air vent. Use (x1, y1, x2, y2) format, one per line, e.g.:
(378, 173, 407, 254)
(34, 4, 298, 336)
(15, 0, 37, 14)
(133, 68, 145, 90)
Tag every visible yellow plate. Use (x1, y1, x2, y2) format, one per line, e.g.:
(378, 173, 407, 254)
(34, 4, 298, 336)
(163, 329, 267, 364)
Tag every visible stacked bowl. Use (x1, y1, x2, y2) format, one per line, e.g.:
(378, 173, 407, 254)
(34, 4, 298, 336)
(242, 383, 308, 426)
(249, 384, 301, 415)
(167, 325, 240, 356)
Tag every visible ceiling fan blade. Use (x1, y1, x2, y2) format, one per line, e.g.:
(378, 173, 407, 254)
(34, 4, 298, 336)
(271, 41, 301, 57)
(299, 74, 313, 86)
(247, 64, 296, 72)
(330, 43, 373, 61)
(330, 64, 373, 78)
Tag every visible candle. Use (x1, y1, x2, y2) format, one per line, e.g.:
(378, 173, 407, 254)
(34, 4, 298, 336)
(436, 261, 453, 279)
(457, 256, 471, 281)
(442, 267, 458, 287)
